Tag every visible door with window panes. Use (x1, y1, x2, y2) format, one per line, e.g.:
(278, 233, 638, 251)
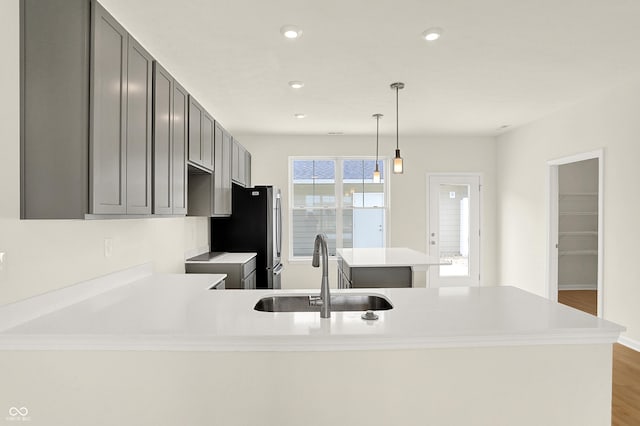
(427, 174, 480, 287)
(290, 158, 386, 258)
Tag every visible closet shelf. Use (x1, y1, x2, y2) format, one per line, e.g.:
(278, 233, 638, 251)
(559, 193, 597, 197)
(559, 231, 598, 236)
(559, 211, 598, 216)
(559, 250, 598, 256)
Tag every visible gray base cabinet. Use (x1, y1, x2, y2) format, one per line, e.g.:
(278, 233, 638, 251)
(186, 256, 257, 289)
(337, 257, 412, 289)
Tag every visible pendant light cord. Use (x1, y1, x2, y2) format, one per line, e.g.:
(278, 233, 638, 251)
(395, 85, 399, 150)
(376, 115, 380, 162)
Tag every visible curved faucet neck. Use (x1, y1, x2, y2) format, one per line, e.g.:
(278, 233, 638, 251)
(312, 233, 331, 318)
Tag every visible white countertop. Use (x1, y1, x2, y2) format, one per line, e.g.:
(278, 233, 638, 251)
(185, 252, 257, 264)
(0, 273, 624, 351)
(337, 247, 442, 268)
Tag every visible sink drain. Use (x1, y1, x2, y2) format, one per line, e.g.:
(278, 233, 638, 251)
(361, 311, 379, 321)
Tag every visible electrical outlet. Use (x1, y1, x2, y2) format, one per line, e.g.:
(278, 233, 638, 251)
(104, 238, 113, 258)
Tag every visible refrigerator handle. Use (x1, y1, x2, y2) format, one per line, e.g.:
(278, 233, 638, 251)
(276, 193, 282, 257)
(273, 263, 284, 275)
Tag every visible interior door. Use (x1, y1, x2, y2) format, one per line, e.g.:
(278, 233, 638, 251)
(427, 174, 480, 287)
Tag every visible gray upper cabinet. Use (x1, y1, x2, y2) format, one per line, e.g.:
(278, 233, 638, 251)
(91, 2, 152, 215)
(202, 113, 214, 171)
(231, 138, 251, 187)
(213, 123, 232, 216)
(188, 96, 214, 172)
(90, 2, 128, 214)
(21, 0, 156, 218)
(188, 97, 202, 166)
(172, 82, 189, 215)
(123, 36, 153, 214)
(231, 139, 241, 185)
(21, 0, 91, 218)
(153, 63, 188, 215)
(245, 151, 252, 187)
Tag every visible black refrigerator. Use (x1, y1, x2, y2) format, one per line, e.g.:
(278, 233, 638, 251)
(210, 184, 283, 289)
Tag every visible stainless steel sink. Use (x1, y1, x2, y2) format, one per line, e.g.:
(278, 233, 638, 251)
(254, 294, 393, 313)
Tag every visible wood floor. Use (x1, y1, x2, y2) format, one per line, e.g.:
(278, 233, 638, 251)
(558, 290, 640, 425)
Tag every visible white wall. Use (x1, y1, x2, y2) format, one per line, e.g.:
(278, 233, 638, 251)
(0, 0, 208, 305)
(239, 134, 497, 289)
(497, 79, 640, 342)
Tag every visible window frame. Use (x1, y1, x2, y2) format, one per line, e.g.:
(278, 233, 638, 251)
(288, 156, 390, 261)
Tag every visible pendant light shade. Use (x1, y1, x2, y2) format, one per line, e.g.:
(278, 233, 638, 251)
(393, 149, 403, 173)
(372, 113, 383, 183)
(390, 82, 405, 174)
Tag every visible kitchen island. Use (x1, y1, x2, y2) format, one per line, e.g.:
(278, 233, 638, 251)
(336, 247, 443, 288)
(0, 265, 624, 426)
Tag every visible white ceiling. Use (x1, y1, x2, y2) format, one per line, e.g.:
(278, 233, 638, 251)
(100, 0, 640, 137)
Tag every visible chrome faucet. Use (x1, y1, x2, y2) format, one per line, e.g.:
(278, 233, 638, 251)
(311, 233, 331, 318)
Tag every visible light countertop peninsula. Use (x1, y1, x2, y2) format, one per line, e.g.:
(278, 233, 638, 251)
(0, 269, 623, 351)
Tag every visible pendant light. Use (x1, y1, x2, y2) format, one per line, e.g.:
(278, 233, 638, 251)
(372, 113, 383, 183)
(390, 82, 405, 174)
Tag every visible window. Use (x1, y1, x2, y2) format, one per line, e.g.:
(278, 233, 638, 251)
(289, 157, 388, 258)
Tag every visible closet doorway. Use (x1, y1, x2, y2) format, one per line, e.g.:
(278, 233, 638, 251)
(547, 150, 603, 317)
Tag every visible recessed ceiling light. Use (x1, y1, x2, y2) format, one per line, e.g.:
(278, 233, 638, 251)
(294, 113, 306, 119)
(328, 132, 344, 136)
(422, 27, 443, 41)
(280, 25, 303, 39)
(288, 81, 304, 89)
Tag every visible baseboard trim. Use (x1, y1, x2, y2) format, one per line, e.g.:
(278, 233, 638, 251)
(618, 336, 640, 352)
(558, 284, 597, 291)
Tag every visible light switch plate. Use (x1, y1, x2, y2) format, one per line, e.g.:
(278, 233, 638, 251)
(0, 252, 5, 270)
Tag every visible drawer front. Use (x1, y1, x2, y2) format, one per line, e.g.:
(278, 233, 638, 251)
(242, 270, 257, 290)
(242, 257, 257, 278)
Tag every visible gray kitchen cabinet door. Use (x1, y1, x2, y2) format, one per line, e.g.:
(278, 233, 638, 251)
(90, 1, 128, 214)
(231, 139, 242, 185)
(187, 96, 213, 171)
(21, 0, 91, 219)
(188, 96, 202, 166)
(125, 36, 153, 214)
(213, 123, 232, 216)
(243, 269, 257, 290)
(245, 151, 252, 187)
(237, 144, 246, 186)
(230, 138, 250, 188)
(202, 112, 215, 171)
(153, 62, 173, 215)
(172, 82, 189, 215)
